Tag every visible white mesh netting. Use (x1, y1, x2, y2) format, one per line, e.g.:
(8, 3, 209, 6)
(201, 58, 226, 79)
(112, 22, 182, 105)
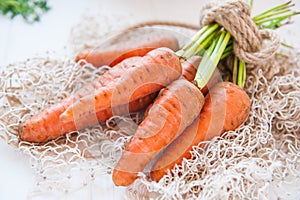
(0, 14, 299, 199)
(126, 53, 300, 199)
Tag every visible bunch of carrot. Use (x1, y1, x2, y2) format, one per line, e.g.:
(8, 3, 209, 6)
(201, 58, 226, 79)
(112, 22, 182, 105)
(19, 47, 182, 142)
(112, 1, 299, 186)
(19, 31, 216, 143)
(147, 1, 298, 185)
(18, 0, 298, 187)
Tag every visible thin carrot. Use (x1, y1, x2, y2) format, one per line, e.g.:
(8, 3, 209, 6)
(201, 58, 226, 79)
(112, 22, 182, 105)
(19, 48, 182, 143)
(150, 82, 250, 182)
(112, 79, 205, 186)
(76, 31, 179, 67)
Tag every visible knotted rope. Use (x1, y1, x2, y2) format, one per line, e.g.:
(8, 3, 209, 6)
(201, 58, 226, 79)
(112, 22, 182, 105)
(120, 0, 280, 65)
(199, 0, 280, 65)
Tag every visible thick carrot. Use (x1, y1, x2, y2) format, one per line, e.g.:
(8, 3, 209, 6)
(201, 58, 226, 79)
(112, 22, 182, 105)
(60, 48, 181, 122)
(76, 31, 179, 67)
(112, 79, 205, 186)
(19, 48, 182, 143)
(150, 82, 250, 181)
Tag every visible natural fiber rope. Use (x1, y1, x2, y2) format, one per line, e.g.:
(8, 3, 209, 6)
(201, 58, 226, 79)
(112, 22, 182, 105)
(199, 0, 280, 65)
(119, 20, 200, 33)
(117, 0, 280, 65)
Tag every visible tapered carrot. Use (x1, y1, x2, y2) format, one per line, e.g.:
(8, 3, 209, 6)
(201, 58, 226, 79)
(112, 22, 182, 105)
(60, 48, 182, 122)
(19, 48, 182, 143)
(112, 79, 205, 186)
(19, 93, 157, 142)
(150, 82, 250, 181)
(76, 31, 179, 67)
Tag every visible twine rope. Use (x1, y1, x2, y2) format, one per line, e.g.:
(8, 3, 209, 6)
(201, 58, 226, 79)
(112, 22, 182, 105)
(123, 20, 200, 32)
(121, 0, 280, 65)
(199, 0, 280, 64)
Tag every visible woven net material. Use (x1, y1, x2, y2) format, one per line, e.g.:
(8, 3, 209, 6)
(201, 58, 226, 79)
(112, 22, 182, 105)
(1, 14, 300, 199)
(0, 53, 148, 196)
(126, 52, 300, 199)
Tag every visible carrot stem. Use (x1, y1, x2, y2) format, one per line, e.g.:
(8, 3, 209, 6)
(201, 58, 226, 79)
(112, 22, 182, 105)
(181, 25, 211, 51)
(232, 56, 238, 84)
(194, 29, 220, 55)
(252, 1, 292, 21)
(220, 45, 233, 59)
(255, 12, 299, 25)
(237, 60, 245, 88)
(242, 61, 246, 87)
(281, 42, 294, 49)
(181, 24, 220, 59)
(254, 8, 292, 21)
(194, 31, 231, 89)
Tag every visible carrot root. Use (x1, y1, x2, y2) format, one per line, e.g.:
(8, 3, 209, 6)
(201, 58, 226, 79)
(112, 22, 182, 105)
(60, 48, 182, 124)
(76, 31, 179, 67)
(19, 48, 182, 143)
(112, 79, 204, 186)
(150, 82, 251, 182)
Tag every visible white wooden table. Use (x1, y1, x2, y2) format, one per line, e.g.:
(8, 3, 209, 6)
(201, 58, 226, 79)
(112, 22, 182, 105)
(0, 0, 299, 199)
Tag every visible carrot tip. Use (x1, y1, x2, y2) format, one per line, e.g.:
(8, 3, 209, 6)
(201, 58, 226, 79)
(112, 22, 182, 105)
(75, 52, 89, 62)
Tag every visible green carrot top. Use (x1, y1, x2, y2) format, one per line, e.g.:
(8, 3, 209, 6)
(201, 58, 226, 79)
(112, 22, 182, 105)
(179, 0, 299, 89)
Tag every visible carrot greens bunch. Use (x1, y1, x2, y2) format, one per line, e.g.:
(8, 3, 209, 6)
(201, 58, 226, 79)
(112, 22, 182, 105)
(179, 1, 299, 88)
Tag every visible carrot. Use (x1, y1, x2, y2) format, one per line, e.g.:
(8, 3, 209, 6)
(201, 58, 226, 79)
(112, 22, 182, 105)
(19, 93, 157, 142)
(76, 31, 179, 67)
(181, 56, 220, 95)
(60, 48, 182, 121)
(19, 48, 182, 143)
(150, 82, 250, 182)
(112, 79, 205, 186)
(181, 56, 201, 82)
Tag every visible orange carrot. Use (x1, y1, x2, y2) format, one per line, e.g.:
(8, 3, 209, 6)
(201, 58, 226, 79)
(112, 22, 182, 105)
(19, 48, 182, 143)
(19, 93, 157, 142)
(181, 56, 220, 95)
(76, 31, 179, 67)
(150, 82, 250, 182)
(60, 48, 182, 121)
(181, 56, 201, 82)
(112, 79, 205, 186)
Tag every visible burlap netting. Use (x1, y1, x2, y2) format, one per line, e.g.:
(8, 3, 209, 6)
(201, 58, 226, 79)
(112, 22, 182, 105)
(0, 8, 299, 200)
